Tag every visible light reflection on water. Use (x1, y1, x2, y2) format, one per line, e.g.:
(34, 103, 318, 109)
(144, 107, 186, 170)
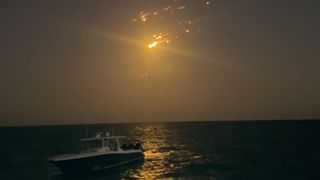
(122, 124, 206, 179)
(6, 121, 318, 180)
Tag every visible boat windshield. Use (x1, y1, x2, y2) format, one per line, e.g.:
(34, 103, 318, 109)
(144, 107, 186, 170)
(82, 138, 120, 152)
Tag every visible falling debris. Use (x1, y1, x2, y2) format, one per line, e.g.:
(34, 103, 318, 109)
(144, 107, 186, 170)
(132, 0, 215, 48)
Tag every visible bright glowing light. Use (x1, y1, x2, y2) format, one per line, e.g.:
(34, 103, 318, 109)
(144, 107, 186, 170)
(132, 1, 215, 50)
(139, 11, 151, 22)
(148, 41, 158, 48)
(90, 28, 210, 63)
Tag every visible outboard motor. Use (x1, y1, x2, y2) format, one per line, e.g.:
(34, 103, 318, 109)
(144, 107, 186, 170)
(135, 143, 143, 151)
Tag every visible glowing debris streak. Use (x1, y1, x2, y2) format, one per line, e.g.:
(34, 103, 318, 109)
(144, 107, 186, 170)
(148, 41, 158, 48)
(132, 0, 215, 48)
(87, 27, 212, 64)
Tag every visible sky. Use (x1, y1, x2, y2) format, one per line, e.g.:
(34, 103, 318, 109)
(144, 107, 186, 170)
(0, 0, 319, 126)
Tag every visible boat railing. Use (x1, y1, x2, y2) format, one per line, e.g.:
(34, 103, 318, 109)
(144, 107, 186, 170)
(80, 136, 126, 141)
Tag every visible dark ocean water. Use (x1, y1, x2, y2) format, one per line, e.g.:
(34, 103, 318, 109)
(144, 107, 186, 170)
(0, 121, 320, 180)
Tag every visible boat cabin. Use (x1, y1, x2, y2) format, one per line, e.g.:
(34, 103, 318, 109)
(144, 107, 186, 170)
(80, 132, 142, 153)
(49, 132, 144, 174)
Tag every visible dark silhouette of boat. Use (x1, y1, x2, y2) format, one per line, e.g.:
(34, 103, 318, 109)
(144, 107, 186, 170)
(49, 132, 144, 175)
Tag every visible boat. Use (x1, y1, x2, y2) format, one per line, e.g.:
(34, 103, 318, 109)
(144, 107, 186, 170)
(49, 132, 144, 174)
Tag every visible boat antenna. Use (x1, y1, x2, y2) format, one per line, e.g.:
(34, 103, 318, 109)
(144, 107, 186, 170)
(85, 124, 89, 151)
(110, 126, 114, 136)
(85, 124, 89, 137)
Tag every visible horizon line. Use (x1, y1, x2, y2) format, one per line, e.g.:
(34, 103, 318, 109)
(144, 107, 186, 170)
(1, 118, 319, 128)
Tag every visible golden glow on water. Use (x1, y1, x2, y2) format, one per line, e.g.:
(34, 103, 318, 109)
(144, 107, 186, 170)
(121, 124, 177, 179)
(121, 124, 205, 179)
(128, 125, 172, 178)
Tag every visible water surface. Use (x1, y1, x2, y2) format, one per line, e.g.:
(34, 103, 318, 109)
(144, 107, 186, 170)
(0, 121, 319, 180)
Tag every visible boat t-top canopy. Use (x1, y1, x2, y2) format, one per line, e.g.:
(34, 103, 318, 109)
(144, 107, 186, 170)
(81, 136, 126, 141)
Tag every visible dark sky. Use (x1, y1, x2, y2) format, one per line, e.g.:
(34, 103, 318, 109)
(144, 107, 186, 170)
(1, 0, 319, 126)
